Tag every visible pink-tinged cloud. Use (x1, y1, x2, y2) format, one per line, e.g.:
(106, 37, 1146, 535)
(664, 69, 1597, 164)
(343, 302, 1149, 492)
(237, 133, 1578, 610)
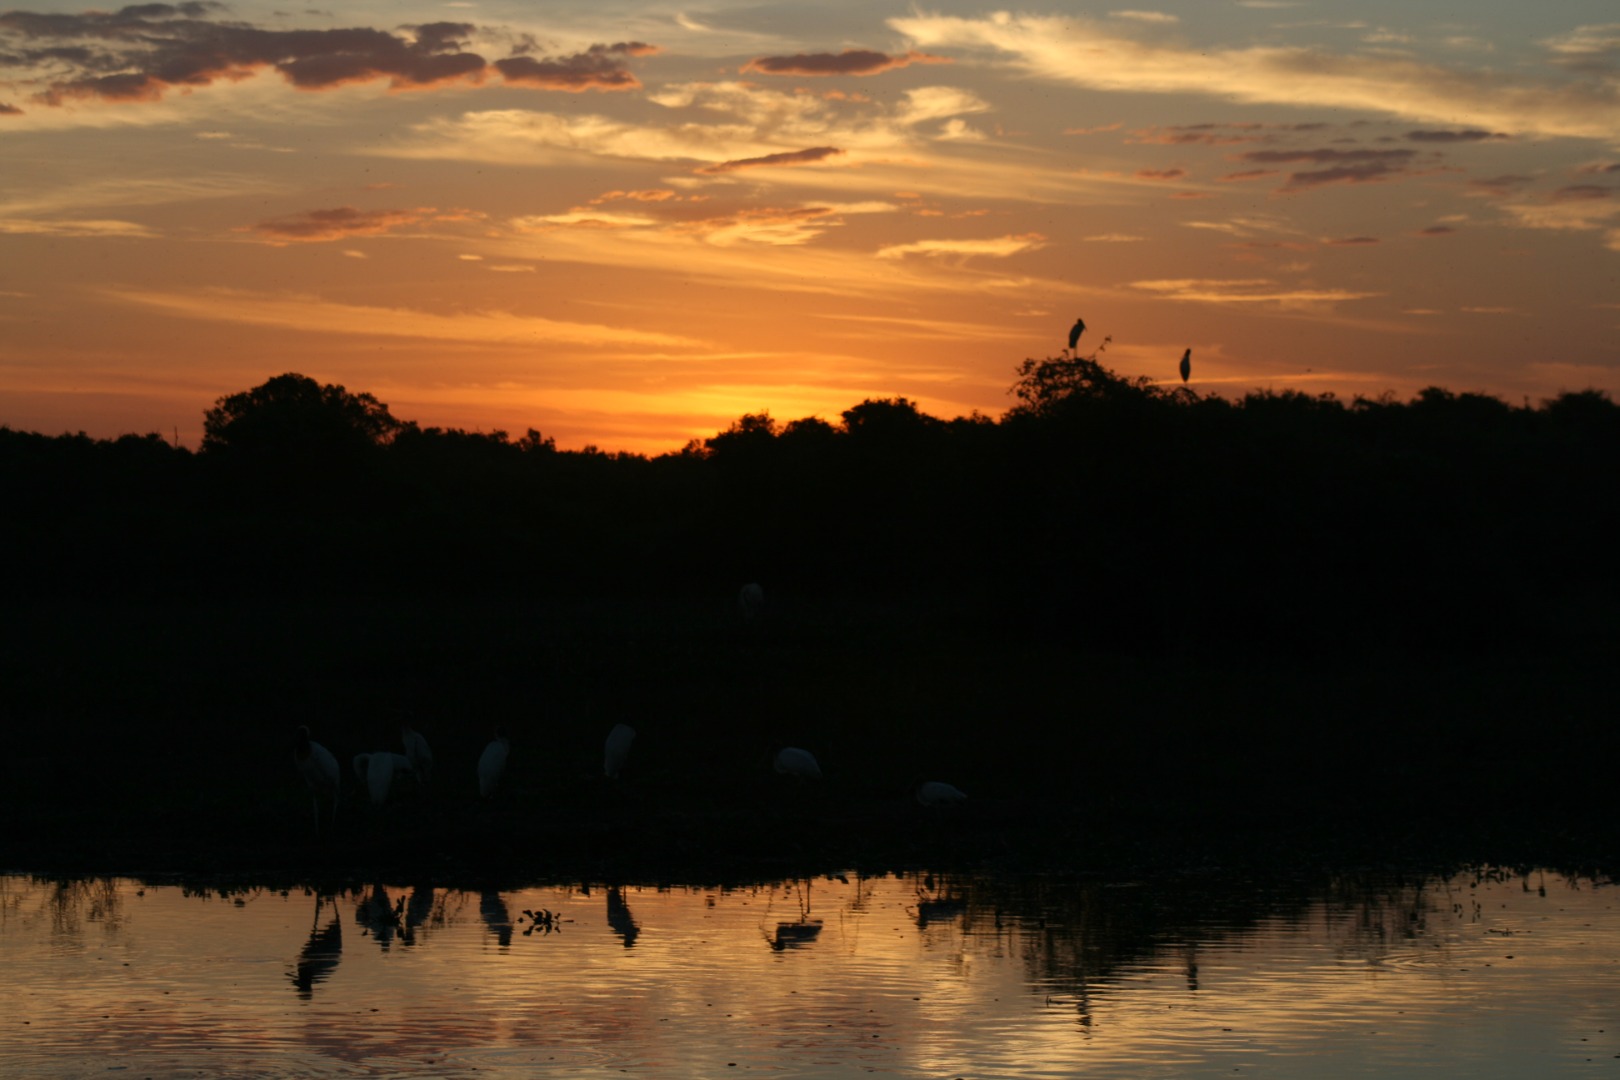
(698, 146, 845, 175)
(1551, 184, 1613, 202)
(0, 8, 659, 105)
(1135, 167, 1186, 180)
(741, 49, 947, 77)
(247, 206, 434, 243)
(493, 43, 656, 92)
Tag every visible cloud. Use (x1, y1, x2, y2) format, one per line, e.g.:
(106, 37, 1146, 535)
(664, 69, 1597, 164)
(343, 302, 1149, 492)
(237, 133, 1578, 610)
(876, 233, 1046, 259)
(698, 146, 845, 175)
(741, 49, 947, 77)
(1405, 129, 1508, 143)
(1085, 233, 1145, 242)
(1468, 174, 1537, 198)
(1324, 236, 1379, 245)
(0, 217, 157, 237)
(889, 12, 1620, 140)
(1131, 277, 1381, 307)
(1109, 11, 1179, 24)
(246, 206, 438, 243)
(493, 43, 656, 92)
(107, 286, 703, 347)
(1235, 147, 1421, 191)
(1539, 24, 1620, 72)
(0, 7, 655, 108)
(1135, 167, 1187, 180)
(1416, 225, 1457, 236)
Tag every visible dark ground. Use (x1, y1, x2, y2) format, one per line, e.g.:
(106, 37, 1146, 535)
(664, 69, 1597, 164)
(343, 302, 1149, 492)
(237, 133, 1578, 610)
(2, 593, 1615, 888)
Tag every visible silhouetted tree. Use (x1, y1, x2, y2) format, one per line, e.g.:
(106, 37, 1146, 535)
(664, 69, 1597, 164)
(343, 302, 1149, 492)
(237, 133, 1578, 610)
(201, 373, 403, 462)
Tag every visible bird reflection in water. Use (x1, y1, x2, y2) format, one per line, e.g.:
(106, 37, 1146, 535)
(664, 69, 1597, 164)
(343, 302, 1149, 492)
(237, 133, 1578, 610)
(912, 873, 968, 931)
(606, 885, 640, 948)
(767, 878, 823, 951)
(479, 890, 513, 948)
(402, 884, 438, 947)
(355, 884, 406, 950)
(288, 894, 343, 999)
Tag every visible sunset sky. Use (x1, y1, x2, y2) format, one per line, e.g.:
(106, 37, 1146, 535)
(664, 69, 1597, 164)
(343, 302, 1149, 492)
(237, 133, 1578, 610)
(2, 1, 1617, 452)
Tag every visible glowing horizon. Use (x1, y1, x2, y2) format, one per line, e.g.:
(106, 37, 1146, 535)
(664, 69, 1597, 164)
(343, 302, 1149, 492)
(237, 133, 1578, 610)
(1, 1, 1616, 453)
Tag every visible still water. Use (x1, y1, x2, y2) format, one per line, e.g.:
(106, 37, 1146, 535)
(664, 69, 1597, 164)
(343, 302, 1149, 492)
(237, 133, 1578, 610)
(3, 868, 1617, 1077)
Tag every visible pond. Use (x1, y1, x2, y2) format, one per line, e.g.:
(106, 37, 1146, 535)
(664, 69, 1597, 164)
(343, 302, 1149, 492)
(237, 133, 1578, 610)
(3, 868, 1617, 1077)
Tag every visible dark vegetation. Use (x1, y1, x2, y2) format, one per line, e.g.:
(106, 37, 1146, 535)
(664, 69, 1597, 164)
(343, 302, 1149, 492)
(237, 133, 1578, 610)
(2, 360, 1617, 884)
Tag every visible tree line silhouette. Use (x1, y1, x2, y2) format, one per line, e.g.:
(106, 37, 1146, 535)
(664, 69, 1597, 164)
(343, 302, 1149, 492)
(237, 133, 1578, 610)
(4, 358, 1616, 655)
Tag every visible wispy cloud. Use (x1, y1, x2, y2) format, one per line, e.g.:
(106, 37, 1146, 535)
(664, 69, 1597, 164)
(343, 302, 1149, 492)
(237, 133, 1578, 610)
(246, 206, 442, 243)
(107, 287, 704, 347)
(890, 13, 1620, 139)
(698, 146, 845, 175)
(876, 233, 1046, 259)
(741, 49, 948, 77)
(1131, 277, 1382, 307)
(0, 217, 156, 237)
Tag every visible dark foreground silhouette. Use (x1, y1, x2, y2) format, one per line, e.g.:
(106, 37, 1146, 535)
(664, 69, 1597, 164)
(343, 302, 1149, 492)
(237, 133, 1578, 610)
(1, 359, 1616, 879)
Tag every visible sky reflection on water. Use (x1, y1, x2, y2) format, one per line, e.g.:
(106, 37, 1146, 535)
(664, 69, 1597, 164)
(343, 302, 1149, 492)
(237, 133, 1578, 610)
(3, 869, 1618, 1077)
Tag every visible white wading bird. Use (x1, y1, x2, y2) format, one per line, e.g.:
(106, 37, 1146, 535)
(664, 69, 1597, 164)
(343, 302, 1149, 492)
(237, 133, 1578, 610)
(352, 751, 413, 805)
(738, 582, 764, 624)
(774, 746, 822, 780)
(294, 725, 340, 834)
(915, 781, 968, 807)
(604, 723, 636, 779)
(478, 730, 510, 798)
(401, 722, 433, 787)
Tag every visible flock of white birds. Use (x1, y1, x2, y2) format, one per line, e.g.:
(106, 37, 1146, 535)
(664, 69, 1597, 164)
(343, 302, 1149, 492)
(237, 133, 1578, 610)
(289, 585, 968, 835)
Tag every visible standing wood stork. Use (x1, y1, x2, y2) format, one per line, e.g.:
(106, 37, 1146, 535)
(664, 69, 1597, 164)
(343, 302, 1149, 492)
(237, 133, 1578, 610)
(915, 780, 968, 807)
(352, 751, 413, 805)
(604, 723, 636, 779)
(1179, 348, 1191, 383)
(293, 726, 340, 834)
(1067, 317, 1086, 354)
(738, 582, 765, 625)
(478, 730, 510, 798)
(774, 746, 822, 780)
(400, 723, 433, 787)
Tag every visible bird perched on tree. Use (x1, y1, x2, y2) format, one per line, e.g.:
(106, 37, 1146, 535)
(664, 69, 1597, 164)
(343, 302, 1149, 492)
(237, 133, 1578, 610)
(1068, 317, 1087, 353)
(1179, 348, 1191, 383)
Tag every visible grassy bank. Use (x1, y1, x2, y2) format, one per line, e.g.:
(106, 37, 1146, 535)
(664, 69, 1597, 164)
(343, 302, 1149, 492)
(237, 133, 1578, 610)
(1, 593, 1615, 884)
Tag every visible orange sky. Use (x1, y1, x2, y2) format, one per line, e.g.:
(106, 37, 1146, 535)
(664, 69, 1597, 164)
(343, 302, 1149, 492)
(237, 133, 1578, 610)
(2, 2, 1617, 452)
